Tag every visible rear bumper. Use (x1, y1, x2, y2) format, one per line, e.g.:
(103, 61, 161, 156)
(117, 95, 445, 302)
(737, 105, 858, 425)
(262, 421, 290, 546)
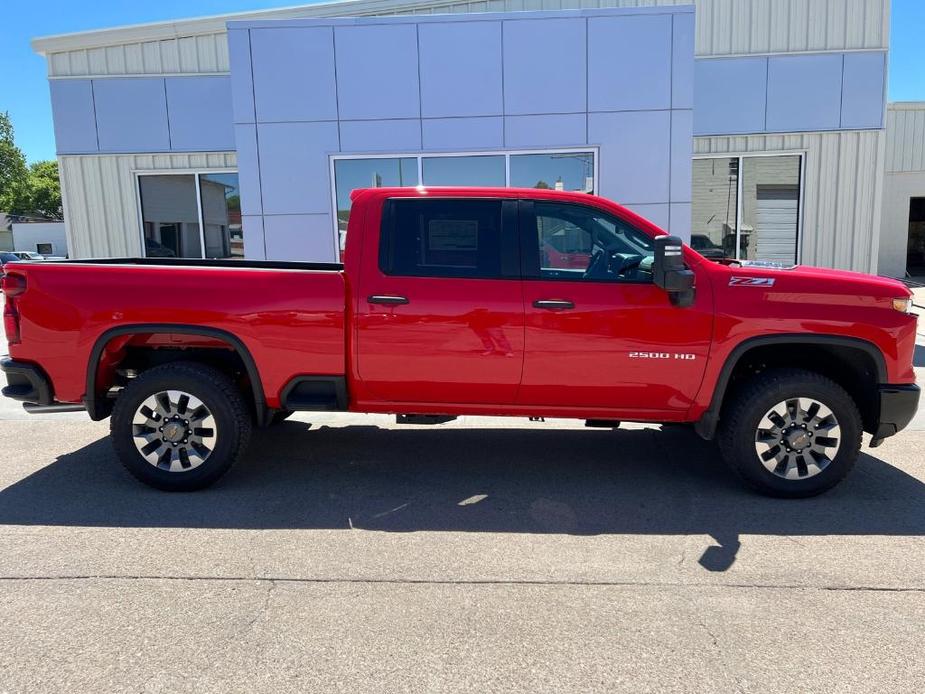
(1, 358, 52, 405)
(872, 384, 920, 440)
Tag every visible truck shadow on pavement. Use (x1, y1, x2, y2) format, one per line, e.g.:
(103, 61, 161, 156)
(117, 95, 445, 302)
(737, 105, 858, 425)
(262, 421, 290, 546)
(0, 423, 923, 572)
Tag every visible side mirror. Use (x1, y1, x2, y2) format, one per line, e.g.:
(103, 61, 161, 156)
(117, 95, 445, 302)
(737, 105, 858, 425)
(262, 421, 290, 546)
(653, 235, 695, 308)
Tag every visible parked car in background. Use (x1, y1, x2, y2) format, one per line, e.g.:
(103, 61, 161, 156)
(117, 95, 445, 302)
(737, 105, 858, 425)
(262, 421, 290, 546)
(689, 234, 726, 260)
(0, 252, 21, 271)
(144, 239, 177, 258)
(11, 252, 45, 261)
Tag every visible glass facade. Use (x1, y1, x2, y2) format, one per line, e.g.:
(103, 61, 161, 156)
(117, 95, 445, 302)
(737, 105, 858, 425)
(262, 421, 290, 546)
(740, 156, 801, 264)
(510, 152, 594, 192)
(199, 173, 243, 259)
(332, 149, 596, 250)
(690, 157, 738, 261)
(139, 172, 242, 259)
(691, 155, 802, 264)
(421, 155, 506, 186)
(333, 157, 417, 247)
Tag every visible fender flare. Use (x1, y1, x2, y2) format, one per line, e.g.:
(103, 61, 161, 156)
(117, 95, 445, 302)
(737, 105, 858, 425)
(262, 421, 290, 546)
(694, 333, 887, 440)
(85, 324, 267, 424)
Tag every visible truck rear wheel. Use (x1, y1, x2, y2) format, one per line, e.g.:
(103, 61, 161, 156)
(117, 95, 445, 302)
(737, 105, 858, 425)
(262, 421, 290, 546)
(717, 368, 862, 498)
(110, 361, 252, 491)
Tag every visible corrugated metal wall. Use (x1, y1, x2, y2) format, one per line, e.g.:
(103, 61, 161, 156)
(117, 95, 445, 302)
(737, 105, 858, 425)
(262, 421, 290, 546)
(885, 103, 925, 173)
(58, 152, 236, 258)
(44, 0, 889, 76)
(695, 130, 885, 273)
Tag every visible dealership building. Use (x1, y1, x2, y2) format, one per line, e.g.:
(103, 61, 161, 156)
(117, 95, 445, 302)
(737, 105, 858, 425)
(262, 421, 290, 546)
(30, 0, 924, 277)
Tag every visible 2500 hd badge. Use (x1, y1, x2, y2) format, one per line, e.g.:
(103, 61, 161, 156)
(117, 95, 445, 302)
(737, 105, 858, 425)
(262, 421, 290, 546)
(629, 352, 697, 360)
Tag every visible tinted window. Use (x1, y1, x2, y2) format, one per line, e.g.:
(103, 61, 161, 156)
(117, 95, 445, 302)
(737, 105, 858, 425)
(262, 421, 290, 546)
(533, 202, 655, 283)
(381, 199, 504, 279)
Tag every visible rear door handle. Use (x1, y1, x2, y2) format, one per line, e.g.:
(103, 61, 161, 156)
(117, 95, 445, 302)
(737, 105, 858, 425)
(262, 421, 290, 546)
(368, 294, 410, 306)
(533, 299, 575, 310)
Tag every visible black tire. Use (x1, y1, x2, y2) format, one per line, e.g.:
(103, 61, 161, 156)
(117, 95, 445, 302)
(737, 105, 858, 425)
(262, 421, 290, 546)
(717, 368, 862, 498)
(110, 361, 252, 491)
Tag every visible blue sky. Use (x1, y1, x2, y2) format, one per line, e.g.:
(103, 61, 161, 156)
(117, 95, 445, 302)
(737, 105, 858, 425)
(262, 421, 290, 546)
(3, 0, 924, 163)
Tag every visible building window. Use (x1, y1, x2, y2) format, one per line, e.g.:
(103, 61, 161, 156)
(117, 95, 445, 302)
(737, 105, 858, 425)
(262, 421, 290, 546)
(138, 172, 243, 259)
(334, 157, 417, 247)
(510, 152, 594, 192)
(692, 154, 802, 264)
(421, 155, 506, 186)
(332, 148, 597, 251)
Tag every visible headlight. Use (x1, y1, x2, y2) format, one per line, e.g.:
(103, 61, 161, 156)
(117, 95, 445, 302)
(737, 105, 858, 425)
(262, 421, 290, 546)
(892, 297, 913, 313)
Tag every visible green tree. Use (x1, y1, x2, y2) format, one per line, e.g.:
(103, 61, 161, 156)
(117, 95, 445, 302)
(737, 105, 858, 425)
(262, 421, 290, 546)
(0, 112, 62, 219)
(24, 160, 63, 220)
(0, 112, 29, 213)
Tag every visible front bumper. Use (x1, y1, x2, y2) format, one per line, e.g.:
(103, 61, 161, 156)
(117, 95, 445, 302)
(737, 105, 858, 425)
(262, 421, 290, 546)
(0, 357, 52, 405)
(871, 383, 920, 441)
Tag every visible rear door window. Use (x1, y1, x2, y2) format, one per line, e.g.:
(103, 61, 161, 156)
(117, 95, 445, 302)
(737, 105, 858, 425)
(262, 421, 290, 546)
(380, 199, 514, 279)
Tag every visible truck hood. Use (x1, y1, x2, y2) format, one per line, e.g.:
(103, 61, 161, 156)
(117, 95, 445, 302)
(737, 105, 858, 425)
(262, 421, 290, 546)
(718, 260, 912, 299)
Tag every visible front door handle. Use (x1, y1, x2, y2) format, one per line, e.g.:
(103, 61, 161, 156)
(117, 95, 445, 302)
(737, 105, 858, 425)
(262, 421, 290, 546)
(533, 299, 575, 310)
(368, 294, 410, 306)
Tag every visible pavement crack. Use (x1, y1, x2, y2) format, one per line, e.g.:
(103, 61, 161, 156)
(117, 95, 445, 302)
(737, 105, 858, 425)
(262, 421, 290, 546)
(0, 574, 923, 593)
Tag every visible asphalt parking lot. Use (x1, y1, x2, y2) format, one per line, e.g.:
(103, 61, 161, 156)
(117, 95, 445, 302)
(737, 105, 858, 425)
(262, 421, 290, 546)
(1, 310, 923, 692)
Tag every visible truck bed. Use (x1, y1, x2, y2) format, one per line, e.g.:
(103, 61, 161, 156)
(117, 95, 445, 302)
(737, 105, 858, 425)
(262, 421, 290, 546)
(4, 258, 347, 410)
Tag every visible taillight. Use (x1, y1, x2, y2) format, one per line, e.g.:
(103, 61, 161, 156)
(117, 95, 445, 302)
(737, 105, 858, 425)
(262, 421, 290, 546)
(2, 273, 26, 345)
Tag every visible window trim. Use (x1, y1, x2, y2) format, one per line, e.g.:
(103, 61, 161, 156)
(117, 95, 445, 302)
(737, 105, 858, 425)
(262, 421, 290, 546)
(519, 199, 657, 285)
(134, 168, 240, 261)
(330, 147, 599, 253)
(692, 151, 805, 265)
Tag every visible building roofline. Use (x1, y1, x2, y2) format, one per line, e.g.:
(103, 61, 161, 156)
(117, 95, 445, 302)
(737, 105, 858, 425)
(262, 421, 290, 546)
(30, 0, 440, 54)
(888, 101, 925, 111)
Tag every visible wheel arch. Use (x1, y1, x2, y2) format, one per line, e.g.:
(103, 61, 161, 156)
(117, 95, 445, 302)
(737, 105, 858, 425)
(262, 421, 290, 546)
(695, 334, 887, 440)
(85, 324, 268, 425)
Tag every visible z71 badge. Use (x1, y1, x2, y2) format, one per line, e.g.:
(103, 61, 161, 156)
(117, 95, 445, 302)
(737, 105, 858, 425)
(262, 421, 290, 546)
(729, 276, 775, 287)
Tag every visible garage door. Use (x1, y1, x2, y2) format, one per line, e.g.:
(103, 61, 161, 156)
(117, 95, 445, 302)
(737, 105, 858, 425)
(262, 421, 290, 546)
(755, 186, 799, 265)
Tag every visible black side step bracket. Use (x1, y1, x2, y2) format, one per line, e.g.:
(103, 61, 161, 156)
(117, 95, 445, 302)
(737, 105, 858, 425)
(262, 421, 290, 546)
(395, 414, 457, 425)
(585, 419, 621, 429)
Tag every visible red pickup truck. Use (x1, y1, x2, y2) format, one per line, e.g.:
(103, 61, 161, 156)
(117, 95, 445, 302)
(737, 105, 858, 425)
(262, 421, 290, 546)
(2, 187, 919, 497)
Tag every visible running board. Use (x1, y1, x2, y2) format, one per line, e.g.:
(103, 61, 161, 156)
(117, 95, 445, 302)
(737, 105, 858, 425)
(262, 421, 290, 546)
(23, 402, 86, 414)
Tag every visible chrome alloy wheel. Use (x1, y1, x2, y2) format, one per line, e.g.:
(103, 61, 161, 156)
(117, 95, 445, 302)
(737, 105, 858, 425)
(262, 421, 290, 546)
(131, 390, 218, 472)
(754, 398, 841, 480)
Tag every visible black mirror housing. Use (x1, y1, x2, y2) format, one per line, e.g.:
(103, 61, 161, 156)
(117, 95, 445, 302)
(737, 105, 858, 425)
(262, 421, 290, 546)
(653, 235, 696, 307)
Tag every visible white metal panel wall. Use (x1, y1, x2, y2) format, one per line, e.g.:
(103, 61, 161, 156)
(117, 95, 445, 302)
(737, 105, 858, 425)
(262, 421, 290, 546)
(42, 0, 889, 76)
(885, 103, 925, 174)
(58, 152, 236, 258)
(695, 129, 886, 273)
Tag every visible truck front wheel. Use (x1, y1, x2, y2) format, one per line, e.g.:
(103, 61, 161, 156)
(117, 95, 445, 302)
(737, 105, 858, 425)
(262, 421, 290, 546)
(717, 368, 862, 497)
(110, 361, 252, 491)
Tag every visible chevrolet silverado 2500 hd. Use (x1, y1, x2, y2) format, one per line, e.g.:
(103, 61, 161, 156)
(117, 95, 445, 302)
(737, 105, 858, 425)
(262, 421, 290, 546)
(1, 187, 919, 496)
